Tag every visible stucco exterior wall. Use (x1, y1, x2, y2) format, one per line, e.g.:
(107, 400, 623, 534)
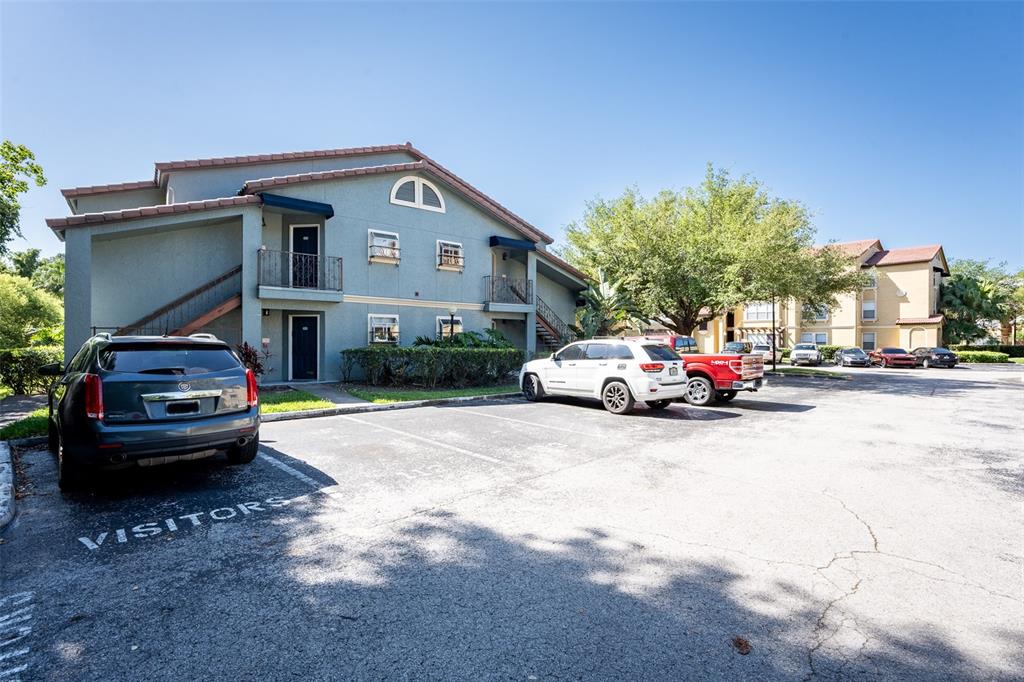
(90, 220, 242, 328)
(73, 188, 166, 214)
(535, 271, 576, 327)
(166, 151, 419, 203)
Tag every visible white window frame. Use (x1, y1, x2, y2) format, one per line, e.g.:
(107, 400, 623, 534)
(862, 298, 877, 321)
(368, 314, 400, 344)
(368, 229, 400, 264)
(389, 176, 446, 213)
(166, 187, 175, 205)
(862, 332, 877, 351)
(436, 240, 464, 271)
(287, 314, 321, 382)
(436, 316, 464, 339)
(744, 302, 773, 322)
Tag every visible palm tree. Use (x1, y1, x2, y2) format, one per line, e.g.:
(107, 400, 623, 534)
(574, 271, 643, 338)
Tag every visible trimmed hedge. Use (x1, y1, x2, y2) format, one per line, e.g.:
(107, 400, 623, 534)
(953, 350, 1010, 363)
(0, 346, 62, 395)
(950, 344, 1024, 358)
(341, 346, 523, 388)
(816, 345, 851, 362)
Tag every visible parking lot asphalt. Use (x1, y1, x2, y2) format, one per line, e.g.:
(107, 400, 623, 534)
(1, 365, 1022, 681)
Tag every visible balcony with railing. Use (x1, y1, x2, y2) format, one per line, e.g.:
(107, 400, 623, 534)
(257, 249, 343, 303)
(483, 276, 533, 312)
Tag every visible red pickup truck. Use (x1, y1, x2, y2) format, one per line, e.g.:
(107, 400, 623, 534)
(635, 334, 766, 406)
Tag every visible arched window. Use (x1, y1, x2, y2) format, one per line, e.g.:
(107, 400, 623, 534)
(390, 176, 445, 213)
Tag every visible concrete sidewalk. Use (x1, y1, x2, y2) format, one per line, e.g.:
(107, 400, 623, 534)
(286, 382, 368, 405)
(0, 394, 47, 430)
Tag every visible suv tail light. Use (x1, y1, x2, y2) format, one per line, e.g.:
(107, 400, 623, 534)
(728, 360, 743, 374)
(246, 368, 259, 407)
(639, 363, 665, 373)
(84, 373, 104, 420)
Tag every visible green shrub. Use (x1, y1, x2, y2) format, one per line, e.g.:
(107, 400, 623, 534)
(816, 345, 851, 361)
(0, 273, 63, 348)
(0, 346, 63, 394)
(341, 346, 523, 388)
(780, 348, 792, 360)
(950, 344, 1024, 358)
(953, 350, 1010, 363)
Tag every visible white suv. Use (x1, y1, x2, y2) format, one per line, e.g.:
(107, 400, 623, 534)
(519, 339, 688, 414)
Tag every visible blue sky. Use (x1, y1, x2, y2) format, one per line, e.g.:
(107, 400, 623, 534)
(2, 1, 1022, 267)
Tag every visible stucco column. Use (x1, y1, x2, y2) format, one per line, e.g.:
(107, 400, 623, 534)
(63, 228, 92, 362)
(240, 208, 263, 351)
(525, 250, 538, 357)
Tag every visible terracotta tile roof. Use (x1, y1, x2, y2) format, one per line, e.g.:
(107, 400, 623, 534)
(61, 179, 158, 198)
(815, 239, 881, 258)
(896, 315, 944, 325)
(154, 144, 421, 173)
(535, 249, 589, 283)
(241, 160, 554, 244)
(46, 195, 260, 230)
(863, 245, 943, 268)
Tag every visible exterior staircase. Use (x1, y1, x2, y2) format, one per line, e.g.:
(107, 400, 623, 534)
(113, 265, 243, 336)
(535, 295, 575, 351)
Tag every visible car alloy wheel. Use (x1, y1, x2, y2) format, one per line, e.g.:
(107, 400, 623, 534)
(602, 381, 634, 414)
(923, 358, 930, 369)
(685, 377, 714, 407)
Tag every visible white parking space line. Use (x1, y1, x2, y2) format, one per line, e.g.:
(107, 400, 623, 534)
(0, 591, 34, 680)
(257, 451, 322, 488)
(445, 406, 598, 435)
(337, 414, 505, 464)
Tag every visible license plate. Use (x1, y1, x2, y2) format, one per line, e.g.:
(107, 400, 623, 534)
(669, 367, 678, 376)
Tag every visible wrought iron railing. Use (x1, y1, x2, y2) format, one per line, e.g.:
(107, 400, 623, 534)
(258, 249, 343, 291)
(369, 244, 401, 261)
(112, 265, 242, 336)
(484, 276, 533, 304)
(438, 252, 465, 268)
(536, 294, 576, 345)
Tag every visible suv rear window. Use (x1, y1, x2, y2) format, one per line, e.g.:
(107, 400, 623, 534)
(100, 345, 241, 375)
(642, 345, 679, 362)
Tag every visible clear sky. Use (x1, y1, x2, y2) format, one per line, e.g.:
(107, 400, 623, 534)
(2, 1, 1021, 268)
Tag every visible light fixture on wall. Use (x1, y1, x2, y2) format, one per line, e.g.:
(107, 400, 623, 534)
(502, 252, 508, 261)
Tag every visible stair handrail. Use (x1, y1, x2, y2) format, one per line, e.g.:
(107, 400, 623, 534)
(116, 264, 242, 335)
(536, 295, 575, 345)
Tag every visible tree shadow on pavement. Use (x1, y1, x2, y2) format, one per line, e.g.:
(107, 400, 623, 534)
(193, 504, 1018, 681)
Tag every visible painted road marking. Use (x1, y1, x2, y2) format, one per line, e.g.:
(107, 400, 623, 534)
(446, 406, 590, 435)
(257, 452, 322, 488)
(0, 592, 33, 680)
(337, 414, 505, 464)
(75, 496, 292, 552)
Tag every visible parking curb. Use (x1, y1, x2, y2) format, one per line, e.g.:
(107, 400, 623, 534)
(261, 391, 521, 422)
(0, 441, 14, 531)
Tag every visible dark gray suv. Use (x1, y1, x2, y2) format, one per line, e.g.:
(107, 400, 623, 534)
(42, 333, 260, 490)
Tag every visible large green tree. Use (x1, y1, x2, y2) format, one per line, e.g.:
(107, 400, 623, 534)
(0, 272, 63, 348)
(0, 141, 47, 256)
(560, 165, 865, 334)
(940, 259, 1017, 344)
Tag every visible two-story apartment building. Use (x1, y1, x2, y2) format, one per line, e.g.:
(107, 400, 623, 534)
(47, 143, 588, 381)
(691, 239, 949, 352)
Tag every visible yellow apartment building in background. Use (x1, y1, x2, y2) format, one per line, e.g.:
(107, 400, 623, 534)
(690, 239, 949, 352)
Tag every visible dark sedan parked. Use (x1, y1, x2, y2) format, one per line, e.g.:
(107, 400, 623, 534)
(835, 347, 871, 367)
(868, 347, 917, 368)
(911, 347, 958, 368)
(42, 333, 260, 490)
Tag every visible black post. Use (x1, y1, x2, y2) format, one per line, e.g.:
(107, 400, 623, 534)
(449, 312, 455, 340)
(771, 294, 778, 372)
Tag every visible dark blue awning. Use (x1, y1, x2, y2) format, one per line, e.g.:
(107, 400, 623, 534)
(259, 193, 335, 219)
(489, 235, 535, 251)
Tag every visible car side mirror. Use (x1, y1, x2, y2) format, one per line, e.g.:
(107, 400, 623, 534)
(551, 353, 560, 362)
(39, 362, 64, 376)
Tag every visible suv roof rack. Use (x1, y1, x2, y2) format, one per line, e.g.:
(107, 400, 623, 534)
(188, 333, 219, 341)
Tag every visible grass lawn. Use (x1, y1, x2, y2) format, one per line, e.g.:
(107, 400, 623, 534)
(0, 407, 49, 440)
(772, 366, 852, 380)
(1010, 357, 1024, 365)
(346, 383, 519, 404)
(260, 389, 335, 414)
